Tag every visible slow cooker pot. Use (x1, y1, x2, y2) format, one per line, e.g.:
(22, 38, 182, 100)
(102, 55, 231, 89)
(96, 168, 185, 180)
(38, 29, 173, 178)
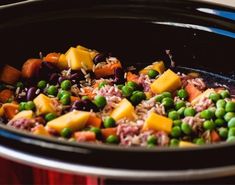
(0, 0, 235, 183)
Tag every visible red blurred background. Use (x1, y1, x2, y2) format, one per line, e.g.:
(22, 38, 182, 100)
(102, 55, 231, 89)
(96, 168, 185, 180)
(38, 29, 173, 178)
(0, 157, 100, 185)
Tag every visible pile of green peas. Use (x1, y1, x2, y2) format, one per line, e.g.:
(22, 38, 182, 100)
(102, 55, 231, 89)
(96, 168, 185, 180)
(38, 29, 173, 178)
(155, 89, 235, 146)
(120, 81, 146, 105)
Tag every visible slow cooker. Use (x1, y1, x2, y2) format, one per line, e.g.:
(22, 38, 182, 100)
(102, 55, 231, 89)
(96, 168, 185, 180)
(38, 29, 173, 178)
(0, 0, 235, 184)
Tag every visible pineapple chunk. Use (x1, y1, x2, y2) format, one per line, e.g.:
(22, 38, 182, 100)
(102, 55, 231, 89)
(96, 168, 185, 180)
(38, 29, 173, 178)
(110, 98, 135, 121)
(77, 45, 89, 51)
(143, 112, 173, 133)
(33, 94, 57, 115)
(179, 141, 197, 147)
(46, 110, 90, 133)
(57, 54, 68, 69)
(140, 61, 165, 75)
(12, 110, 33, 120)
(32, 125, 50, 136)
(65, 47, 94, 70)
(150, 69, 181, 94)
(191, 89, 215, 106)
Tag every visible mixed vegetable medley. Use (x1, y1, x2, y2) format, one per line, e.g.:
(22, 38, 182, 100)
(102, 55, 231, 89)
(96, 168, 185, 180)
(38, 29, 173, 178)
(0, 45, 235, 148)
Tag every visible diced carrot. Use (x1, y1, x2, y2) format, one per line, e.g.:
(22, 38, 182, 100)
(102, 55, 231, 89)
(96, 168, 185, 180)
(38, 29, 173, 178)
(185, 84, 202, 102)
(2, 103, 19, 119)
(83, 87, 95, 99)
(70, 96, 80, 103)
(74, 131, 96, 141)
(94, 61, 122, 78)
(0, 65, 21, 85)
(214, 87, 226, 93)
(43, 53, 60, 64)
(210, 130, 221, 142)
(101, 127, 117, 139)
(21, 58, 42, 78)
(86, 114, 102, 128)
(0, 89, 13, 103)
(126, 72, 139, 84)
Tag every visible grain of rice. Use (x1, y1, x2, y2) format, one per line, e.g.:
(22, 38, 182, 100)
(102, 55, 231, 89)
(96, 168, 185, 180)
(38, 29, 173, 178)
(81, 68, 87, 75)
(35, 89, 40, 95)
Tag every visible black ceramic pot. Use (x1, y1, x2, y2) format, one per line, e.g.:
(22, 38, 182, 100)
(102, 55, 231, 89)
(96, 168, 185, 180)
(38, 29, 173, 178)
(0, 0, 235, 182)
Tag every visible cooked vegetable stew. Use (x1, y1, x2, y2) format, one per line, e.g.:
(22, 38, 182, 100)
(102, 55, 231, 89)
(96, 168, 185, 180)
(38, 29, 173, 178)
(0, 45, 235, 148)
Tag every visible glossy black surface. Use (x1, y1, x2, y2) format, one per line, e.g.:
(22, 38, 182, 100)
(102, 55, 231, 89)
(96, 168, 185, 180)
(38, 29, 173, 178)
(1, 0, 235, 177)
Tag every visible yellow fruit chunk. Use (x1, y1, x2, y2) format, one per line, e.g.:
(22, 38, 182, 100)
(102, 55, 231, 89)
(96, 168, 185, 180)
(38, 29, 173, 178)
(57, 54, 68, 70)
(12, 110, 33, 120)
(143, 112, 173, 133)
(33, 94, 57, 115)
(140, 61, 165, 75)
(77, 45, 89, 51)
(191, 88, 215, 105)
(32, 125, 50, 136)
(65, 47, 94, 70)
(110, 98, 135, 121)
(46, 110, 90, 133)
(150, 69, 181, 94)
(179, 141, 197, 147)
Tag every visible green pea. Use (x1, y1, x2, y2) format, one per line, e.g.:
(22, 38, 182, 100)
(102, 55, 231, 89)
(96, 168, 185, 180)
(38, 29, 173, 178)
(98, 81, 107, 89)
(215, 118, 225, 127)
(94, 95, 107, 108)
(16, 82, 24, 88)
(148, 69, 159, 79)
(181, 122, 192, 135)
(215, 108, 226, 118)
(175, 101, 186, 110)
(90, 127, 102, 139)
(200, 109, 214, 120)
(37, 80, 47, 89)
(228, 128, 235, 138)
(61, 80, 72, 90)
(168, 111, 180, 120)
(184, 107, 196, 117)
(106, 135, 119, 144)
(45, 113, 57, 121)
(203, 120, 215, 130)
(130, 91, 146, 105)
(60, 94, 71, 105)
(177, 89, 188, 99)
(227, 136, 235, 143)
(117, 84, 124, 90)
(155, 94, 164, 103)
(47, 85, 58, 96)
(216, 99, 226, 108)
(60, 127, 72, 138)
(194, 138, 205, 145)
(220, 90, 230, 99)
(126, 81, 139, 90)
(104, 117, 116, 128)
(147, 135, 158, 145)
(209, 92, 221, 102)
(224, 112, 235, 122)
(25, 101, 35, 110)
(171, 126, 181, 138)
(170, 139, 179, 147)
(177, 107, 186, 117)
(81, 96, 89, 100)
(173, 120, 182, 126)
(57, 90, 71, 99)
(228, 118, 235, 128)
(122, 86, 133, 97)
(19, 102, 27, 111)
(218, 127, 228, 139)
(225, 102, 235, 112)
(162, 97, 174, 108)
(162, 92, 172, 98)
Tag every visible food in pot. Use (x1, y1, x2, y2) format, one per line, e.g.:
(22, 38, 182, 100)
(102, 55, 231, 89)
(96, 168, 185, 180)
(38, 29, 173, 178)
(0, 45, 234, 148)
